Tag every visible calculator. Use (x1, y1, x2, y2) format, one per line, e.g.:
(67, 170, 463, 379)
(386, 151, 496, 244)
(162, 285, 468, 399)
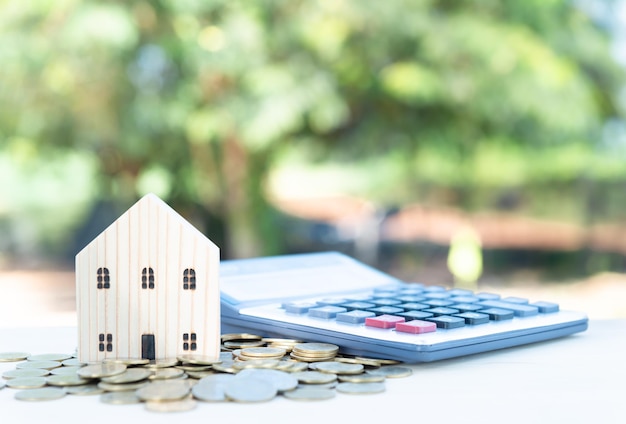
(219, 251, 588, 363)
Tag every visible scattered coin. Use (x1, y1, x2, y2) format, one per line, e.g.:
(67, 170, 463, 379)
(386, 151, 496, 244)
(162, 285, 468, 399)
(104, 357, 150, 366)
(145, 398, 197, 413)
(240, 347, 286, 359)
(14, 387, 66, 401)
(292, 371, 337, 385)
(0, 380, 5, 389)
(100, 368, 152, 384)
(50, 366, 83, 376)
(27, 353, 72, 362)
(136, 381, 190, 402)
(3, 368, 49, 379)
(338, 373, 385, 383)
(366, 366, 413, 378)
(223, 340, 265, 349)
(235, 369, 298, 392)
(143, 358, 179, 369)
(336, 382, 386, 395)
(65, 384, 105, 396)
(220, 333, 263, 342)
(224, 377, 277, 403)
(16, 360, 61, 370)
(100, 391, 141, 405)
(46, 374, 90, 386)
(78, 363, 126, 379)
(61, 358, 85, 367)
(313, 361, 364, 375)
(150, 368, 185, 380)
(6, 377, 48, 389)
(284, 388, 336, 401)
(98, 380, 150, 392)
(0, 352, 30, 362)
(177, 354, 222, 365)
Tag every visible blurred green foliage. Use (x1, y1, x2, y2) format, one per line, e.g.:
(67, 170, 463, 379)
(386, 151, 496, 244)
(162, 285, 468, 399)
(0, 0, 624, 262)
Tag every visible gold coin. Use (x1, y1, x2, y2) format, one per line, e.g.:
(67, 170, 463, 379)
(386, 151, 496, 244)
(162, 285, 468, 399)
(0, 352, 30, 362)
(262, 338, 303, 345)
(186, 370, 215, 379)
(100, 368, 152, 384)
(233, 359, 281, 370)
(2, 368, 49, 379)
(46, 374, 90, 387)
(100, 391, 141, 405)
(98, 380, 150, 392)
(16, 360, 61, 370)
(104, 357, 150, 366)
(65, 384, 104, 396)
(176, 364, 213, 372)
(292, 343, 339, 356)
(335, 356, 381, 367)
(14, 387, 66, 401)
(240, 347, 286, 358)
(27, 353, 72, 362)
(338, 374, 385, 383)
(78, 363, 127, 379)
(143, 358, 179, 369)
(220, 333, 263, 342)
(136, 380, 190, 402)
(6, 377, 47, 389)
(149, 368, 185, 380)
(289, 352, 336, 362)
(176, 354, 222, 365)
(223, 340, 265, 349)
(145, 397, 197, 413)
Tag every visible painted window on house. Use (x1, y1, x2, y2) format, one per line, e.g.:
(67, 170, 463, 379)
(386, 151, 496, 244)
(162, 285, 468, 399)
(182, 332, 197, 351)
(183, 268, 196, 290)
(97, 267, 110, 289)
(99, 333, 113, 352)
(142, 267, 155, 289)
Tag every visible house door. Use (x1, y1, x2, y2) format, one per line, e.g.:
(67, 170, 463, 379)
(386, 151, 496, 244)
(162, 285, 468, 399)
(141, 334, 156, 360)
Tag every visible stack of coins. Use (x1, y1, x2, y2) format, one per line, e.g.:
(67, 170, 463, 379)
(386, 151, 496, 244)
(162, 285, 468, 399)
(0, 334, 413, 407)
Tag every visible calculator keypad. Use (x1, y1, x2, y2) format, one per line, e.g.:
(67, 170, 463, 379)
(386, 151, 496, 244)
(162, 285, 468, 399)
(282, 283, 559, 335)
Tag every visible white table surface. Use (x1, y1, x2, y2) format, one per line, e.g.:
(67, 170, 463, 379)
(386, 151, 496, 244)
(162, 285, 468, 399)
(1, 321, 624, 424)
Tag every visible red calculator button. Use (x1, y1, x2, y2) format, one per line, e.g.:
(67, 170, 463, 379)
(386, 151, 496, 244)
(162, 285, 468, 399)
(365, 314, 405, 329)
(395, 320, 437, 334)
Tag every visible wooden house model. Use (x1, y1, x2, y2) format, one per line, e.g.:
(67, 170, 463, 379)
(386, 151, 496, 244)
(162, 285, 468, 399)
(75, 193, 220, 363)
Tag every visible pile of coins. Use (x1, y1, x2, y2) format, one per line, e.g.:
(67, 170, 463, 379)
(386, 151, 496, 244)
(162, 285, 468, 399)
(0, 333, 412, 411)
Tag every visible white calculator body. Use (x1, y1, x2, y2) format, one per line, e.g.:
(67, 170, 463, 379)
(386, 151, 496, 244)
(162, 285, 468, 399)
(219, 252, 588, 362)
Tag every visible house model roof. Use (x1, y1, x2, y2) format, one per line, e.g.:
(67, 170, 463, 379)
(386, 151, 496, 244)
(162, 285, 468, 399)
(75, 193, 220, 363)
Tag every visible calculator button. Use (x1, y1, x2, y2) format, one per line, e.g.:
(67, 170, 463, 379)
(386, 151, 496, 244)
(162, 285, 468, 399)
(423, 299, 455, 307)
(478, 301, 538, 317)
(395, 320, 437, 334)
(365, 315, 405, 329)
(530, 301, 559, 313)
(396, 295, 426, 303)
(398, 311, 434, 320)
(423, 307, 460, 316)
(447, 289, 474, 296)
(316, 298, 349, 306)
(308, 306, 347, 319)
(397, 302, 430, 311)
(476, 292, 500, 300)
(480, 308, 514, 321)
(341, 301, 376, 311)
(426, 315, 465, 329)
(369, 298, 402, 307)
(367, 306, 404, 316)
(454, 312, 490, 325)
(283, 302, 317, 314)
(399, 288, 424, 295)
(423, 292, 452, 299)
(453, 303, 484, 313)
(450, 296, 480, 304)
(501, 297, 529, 304)
(336, 310, 376, 324)
(423, 285, 446, 292)
(344, 294, 374, 302)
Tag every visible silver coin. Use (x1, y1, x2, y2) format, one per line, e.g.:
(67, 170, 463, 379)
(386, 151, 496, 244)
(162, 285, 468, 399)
(6, 377, 48, 389)
(145, 398, 197, 413)
(136, 380, 190, 401)
(104, 357, 150, 366)
(50, 366, 82, 376)
(61, 358, 85, 367)
(100, 391, 141, 405)
(284, 388, 336, 401)
(0, 380, 5, 389)
(336, 382, 386, 394)
(2, 368, 49, 379)
(27, 353, 72, 362)
(0, 352, 30, 362)
(100, 368, 152, 384)
(365, 366, 413, 378)
(276, 361, 309, 372)
(338, 373, 385, 383)
(298, 381, 337, 390)
(143, 358, 179, 369)
(16, 360, 61, 370)
(14, 387, 66, 401)
(177, 354, 222, 365)
(314, 361, 364, 375)
(224, 377, 277, 403)
(65, 384, 105, 396)
(240, 347, 286, 358)
(292, 343, 339, 355)
(186, 370, 215, 379)
(98, 380, 150, 392)
(78, 363, 126, 379)
(292, 371, 337, 384)
(235, 368, 298, 392)
(46, 374, 90, 386)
